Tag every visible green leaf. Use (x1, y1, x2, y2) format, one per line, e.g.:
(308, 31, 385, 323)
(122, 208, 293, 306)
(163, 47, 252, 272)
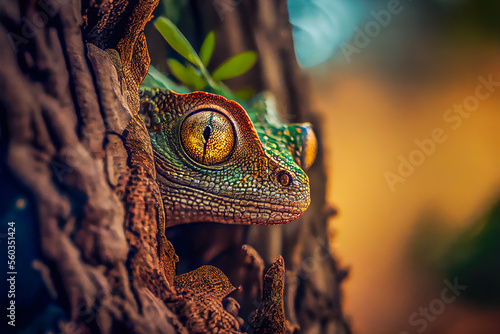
(211, 51, 257, 81)
(167, 59, 206, 90)
(141, 65, 171, 89)
(185, 66, 206, 90)
(234, 88, 255, 101)
(141, 65, 190, 93)
(155, 17, 204, 70)
(167, 58, 192, 87)
(199, 31, 215, 67)
(154, 17, 216, 88)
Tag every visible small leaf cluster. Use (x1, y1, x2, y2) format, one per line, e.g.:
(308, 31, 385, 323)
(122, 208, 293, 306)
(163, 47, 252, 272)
(152, 17, 256, 100)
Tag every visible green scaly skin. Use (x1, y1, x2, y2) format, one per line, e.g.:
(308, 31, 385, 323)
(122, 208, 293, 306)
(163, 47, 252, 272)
(139, 88, 316, 227)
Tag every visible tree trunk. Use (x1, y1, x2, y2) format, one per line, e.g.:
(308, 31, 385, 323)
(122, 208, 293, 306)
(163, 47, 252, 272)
(2, 0, 185, 332)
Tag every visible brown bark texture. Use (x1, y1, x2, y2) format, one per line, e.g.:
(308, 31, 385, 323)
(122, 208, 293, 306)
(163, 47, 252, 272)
(0, 0, 178, 332)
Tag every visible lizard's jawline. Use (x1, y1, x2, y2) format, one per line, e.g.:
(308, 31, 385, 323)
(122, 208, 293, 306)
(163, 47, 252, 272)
(156, 173, 309, 227)
(166, 213, 302, 227)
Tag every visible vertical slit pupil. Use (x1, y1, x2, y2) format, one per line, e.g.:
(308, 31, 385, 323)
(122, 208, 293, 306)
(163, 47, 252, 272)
(203, 125, 212, 142)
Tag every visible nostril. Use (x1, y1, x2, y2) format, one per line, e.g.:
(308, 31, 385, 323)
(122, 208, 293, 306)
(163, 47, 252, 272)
(277, 171, 292, 186)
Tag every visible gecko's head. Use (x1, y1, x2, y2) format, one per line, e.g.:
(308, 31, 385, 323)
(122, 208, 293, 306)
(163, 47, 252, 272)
(139, 89, 316, 227)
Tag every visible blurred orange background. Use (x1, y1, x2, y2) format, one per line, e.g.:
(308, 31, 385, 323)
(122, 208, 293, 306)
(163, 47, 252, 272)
(304, 2, 500, 332)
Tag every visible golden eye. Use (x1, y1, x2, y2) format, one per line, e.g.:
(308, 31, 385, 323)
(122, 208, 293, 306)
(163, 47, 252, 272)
(180, 110, 235, 166)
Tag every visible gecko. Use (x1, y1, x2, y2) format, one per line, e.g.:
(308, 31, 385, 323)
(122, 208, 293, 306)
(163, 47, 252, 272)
(139, 88, 317, 227)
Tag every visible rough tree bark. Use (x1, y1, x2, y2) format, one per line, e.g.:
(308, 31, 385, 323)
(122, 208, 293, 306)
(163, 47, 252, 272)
(0, 0, 181, 332)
